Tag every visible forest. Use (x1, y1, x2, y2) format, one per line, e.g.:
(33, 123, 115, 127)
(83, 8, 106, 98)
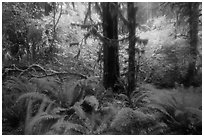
(2, 2, 202, 135)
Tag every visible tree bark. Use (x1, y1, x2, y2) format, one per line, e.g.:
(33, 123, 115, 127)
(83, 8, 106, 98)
(101, 2, 119, 90)
(127, 3, 136, 96)
(184, 2, 199, 87)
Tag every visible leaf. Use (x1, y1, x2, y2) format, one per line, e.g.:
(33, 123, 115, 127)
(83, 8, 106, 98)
(73, 102, 87, 120)
(118, 93, 129, 101)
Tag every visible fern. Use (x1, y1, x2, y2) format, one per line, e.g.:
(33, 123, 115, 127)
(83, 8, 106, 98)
(131, 90, 150, 107)
(111, 107, 158, 134)
(25, 112, 60, 134)
(5, 76, 35, 93)
(68, 96, 117, 134)
(117, 90, 150, 108)
(16, 92, 51, 104)
(61, 81, 82, 106)
(49, 117, 84, 135)
(147, 88, 202, 134)
(16, 92, 61, 134)
(30, 77, 61, 101)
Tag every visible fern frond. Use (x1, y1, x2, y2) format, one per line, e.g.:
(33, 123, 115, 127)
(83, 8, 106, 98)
(25, 112, 60, 134)
(149, 93, 177, 115)
(148, 122, 168, 135)
(22, 92, 61, 135)
(147, 103, 176, 122)
(38, 98, 47, 114)
(51, 118, 84, 135)
(45, 101, 55, 114)
(30, 77, 60, 97)
(73, 102, 87, 120)
(117, 93, 129, 101)
(111, 107, 155, 134)
(25, 99, 33, 125)
(132, 92, 149, 105)
(61, 81, 81, 106)
(16, 92, 51, 104)
(5, 77, 34, 93)
(147, 87, 202, 134)
(184, 107, 202, 119)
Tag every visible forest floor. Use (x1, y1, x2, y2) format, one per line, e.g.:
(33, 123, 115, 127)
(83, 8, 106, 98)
(2, 57, 202, 135)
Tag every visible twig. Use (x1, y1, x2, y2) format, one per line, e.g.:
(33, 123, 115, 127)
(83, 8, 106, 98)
(18, 64, 47, 77)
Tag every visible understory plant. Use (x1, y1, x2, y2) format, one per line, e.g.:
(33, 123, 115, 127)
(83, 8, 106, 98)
(2, 74, 202, 135)
(147, 86, 202, 134)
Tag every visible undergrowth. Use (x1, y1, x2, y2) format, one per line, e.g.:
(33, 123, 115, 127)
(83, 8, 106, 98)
(2, 74, 202, 135)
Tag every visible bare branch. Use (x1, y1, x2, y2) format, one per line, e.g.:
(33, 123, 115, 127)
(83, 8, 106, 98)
(71, 23, 102, 29)
(117, 5, 129, 26)
(54, 3, 63, 29)
(94, 2, 102, 17)
(84, 2, 92, 24)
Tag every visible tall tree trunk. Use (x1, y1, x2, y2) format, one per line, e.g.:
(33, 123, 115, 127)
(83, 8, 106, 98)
(184, 2, 199, 87)
(127, 2, 136, 96)
(101, 2, 119, 90)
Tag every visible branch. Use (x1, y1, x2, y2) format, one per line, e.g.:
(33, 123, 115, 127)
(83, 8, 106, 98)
(90, 26, 129, 44)
(54, 3, 63, 29)
(74, 38, 84, 59)
(117, 6, 129, 26)
(2, 68, 22, 80)
(84, 2, 92, 24)
(70, 23, 101, 29)
(18, 64, 47, 77)
(69, 42, 79, 47)
(35, 71, 87, 79)
(94, 2, 102, 17)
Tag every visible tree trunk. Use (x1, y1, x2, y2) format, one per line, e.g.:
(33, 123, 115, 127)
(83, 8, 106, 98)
(184, 3, 199, 87)
(101, 2, 119, 90)
(127, 3, 136, 96)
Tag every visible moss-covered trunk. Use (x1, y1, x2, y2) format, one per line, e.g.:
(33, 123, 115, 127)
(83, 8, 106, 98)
(127, 2, 136, 96)
(184, 3, 199, 87)
(102, 2, 119, 90)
